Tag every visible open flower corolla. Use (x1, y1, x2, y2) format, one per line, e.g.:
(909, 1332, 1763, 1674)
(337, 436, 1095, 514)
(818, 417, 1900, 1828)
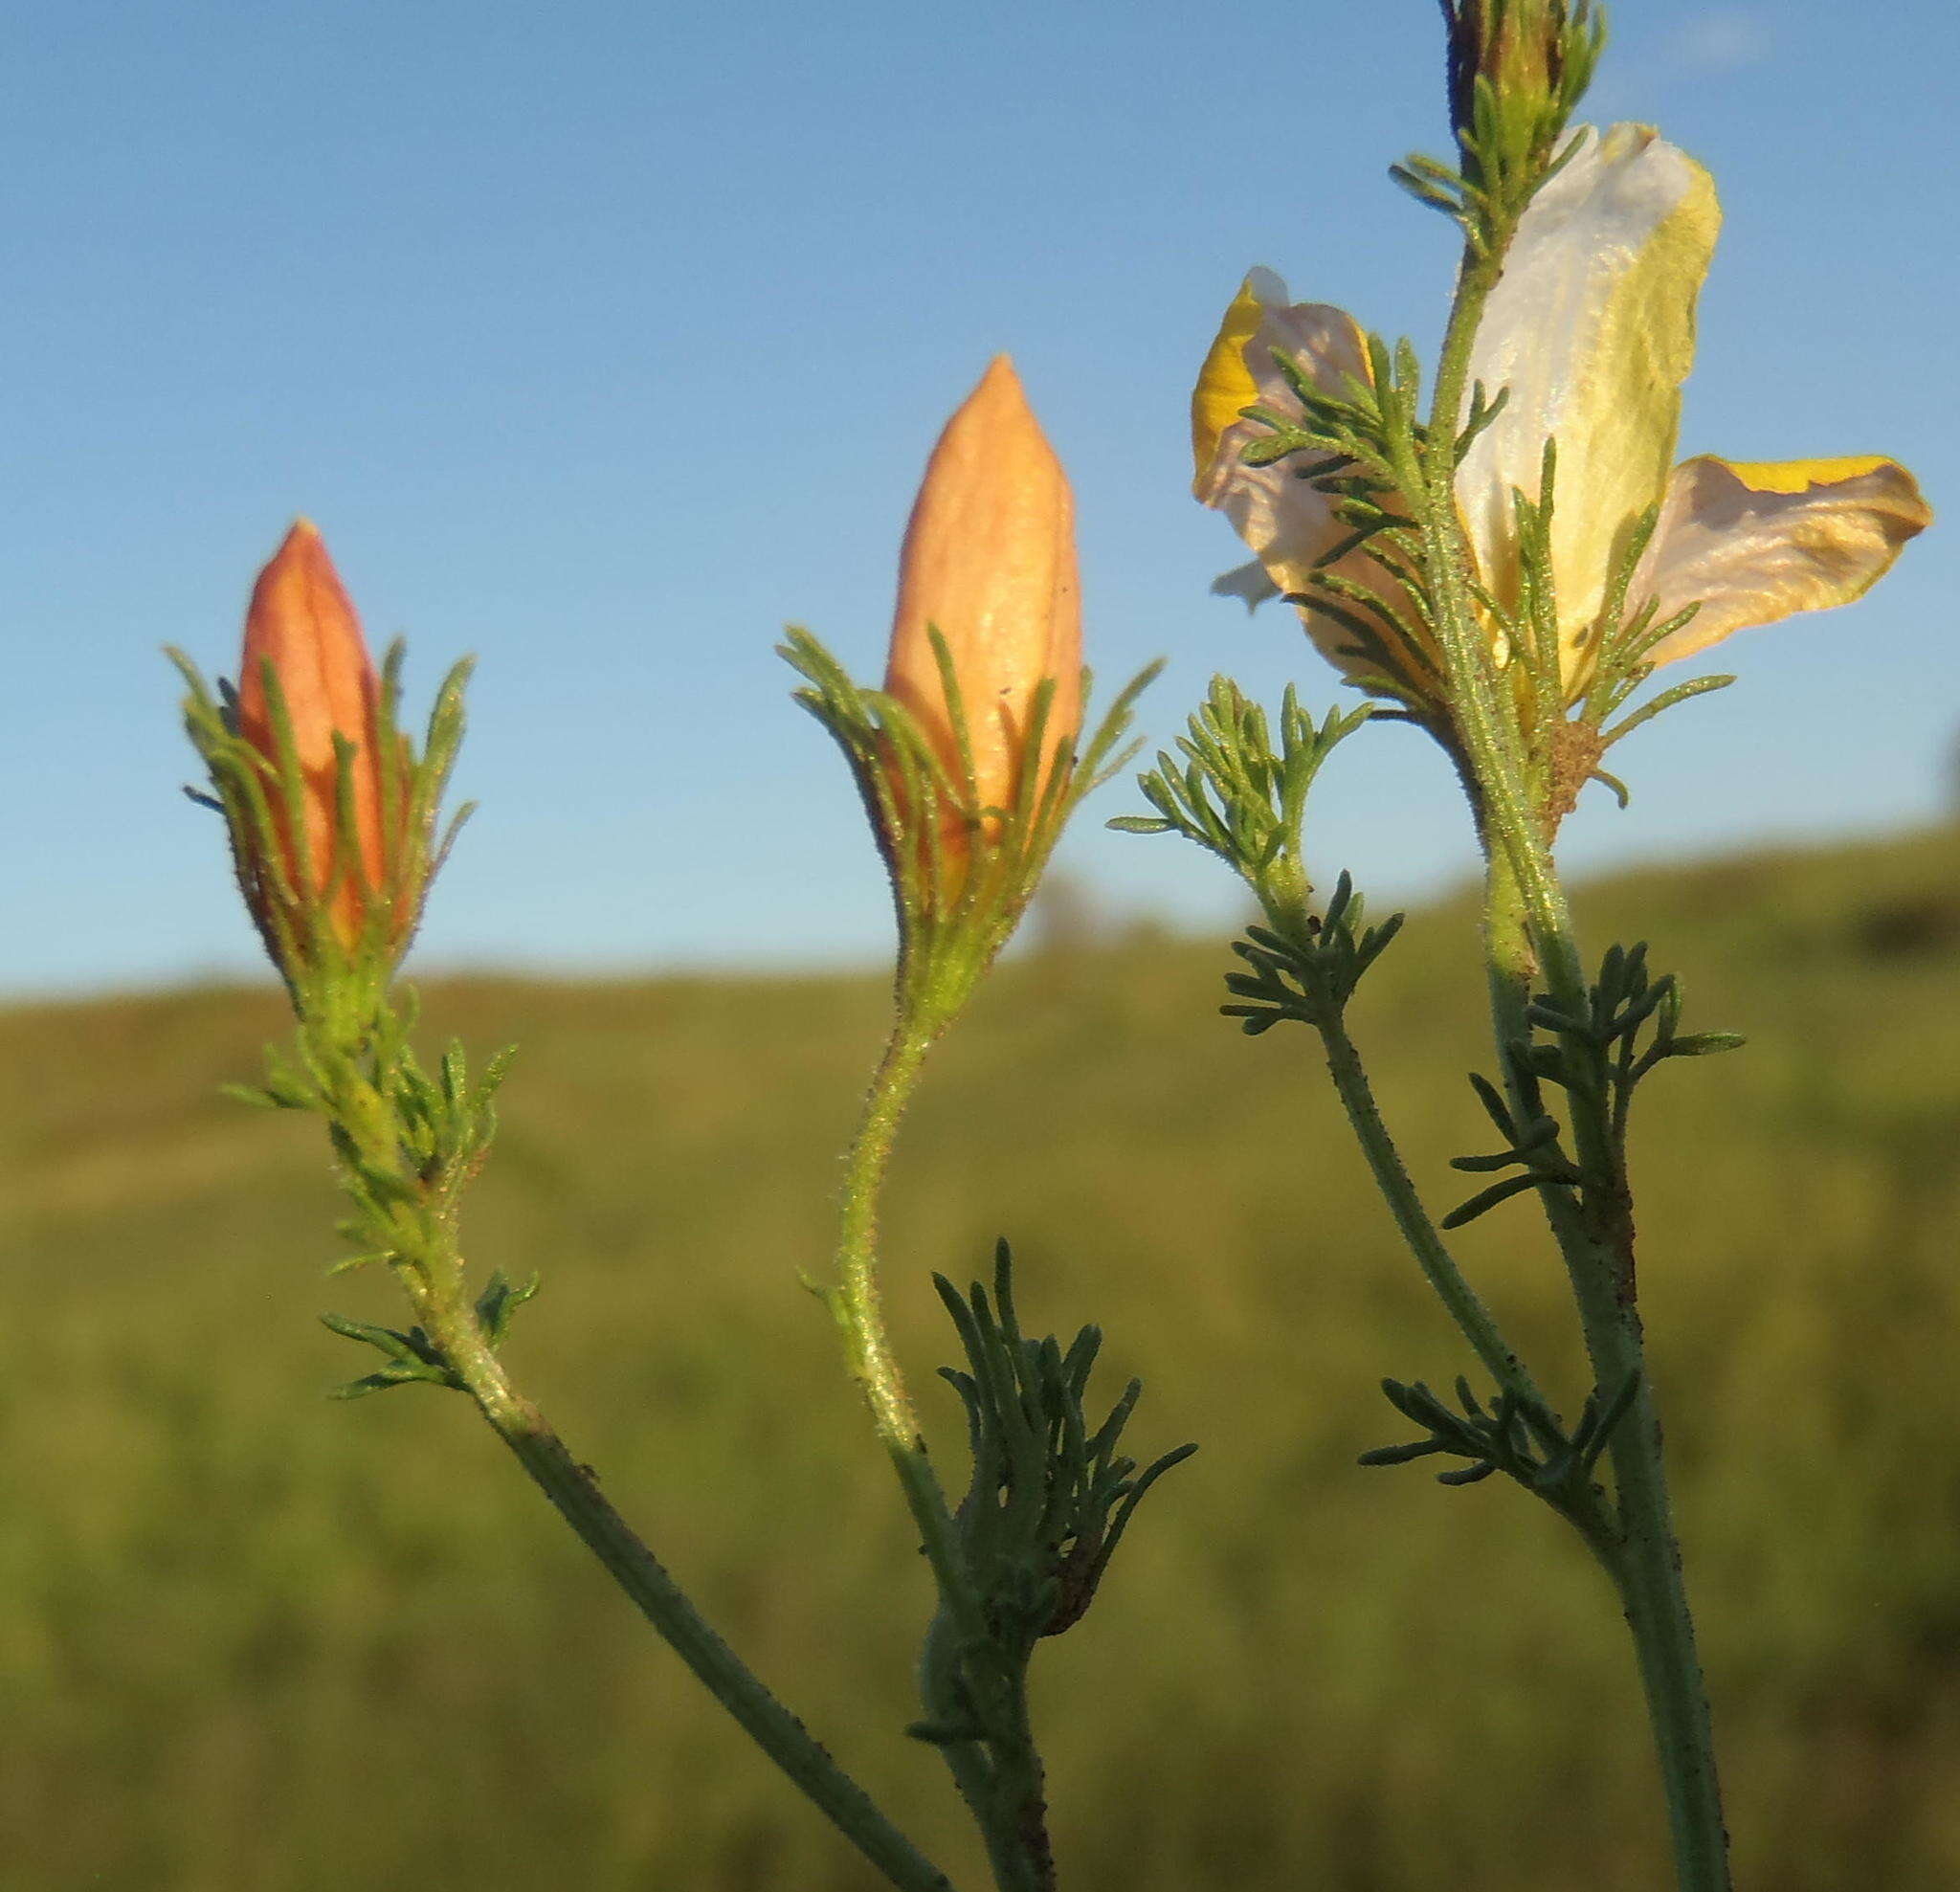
(1193, 124, 1930, 709)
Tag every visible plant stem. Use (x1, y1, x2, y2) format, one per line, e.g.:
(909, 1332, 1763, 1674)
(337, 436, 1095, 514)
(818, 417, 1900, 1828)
(417, 1292, 958, 1892)
(830, 1017, 986, 1641)
(1313, 1013, 1541, 1403)
(1483, 856, 1730, 1892)
(1418, 188, 1730, 1888)
(832, 1013, 1056, 1892)
(835, 1018, 939, 1450)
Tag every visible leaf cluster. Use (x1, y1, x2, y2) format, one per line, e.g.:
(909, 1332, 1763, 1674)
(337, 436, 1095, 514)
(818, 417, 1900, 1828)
(906, 1249, 1193, 1892)
(1112, 677, 1370, 922)
(928, 1243, 1195, 1662)
(1446, 940, 1742, 1230)
(233, 1001, 514, 1275)
(1441, 1063, 1582, 1229)
(321, 1271, 538, 1400)
(233, 980, 525, 1395)
(1359, 1367, 1637, 1540)
(1220, 874, 1406, 1035)
(1518, 941, 1746, 1152)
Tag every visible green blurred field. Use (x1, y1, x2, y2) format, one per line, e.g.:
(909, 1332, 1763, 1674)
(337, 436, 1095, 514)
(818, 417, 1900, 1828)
(5, 828, 1959, 1891)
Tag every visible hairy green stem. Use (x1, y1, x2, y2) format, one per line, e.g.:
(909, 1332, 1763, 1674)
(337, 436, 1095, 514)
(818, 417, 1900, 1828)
(1483, 857, 1729, 1892)
(833, 1014, 1055, 1892)
(1429, 249, 1504, 465)
(834, 1020, 939, 1450)
(1313, 1012, 1542, 1403)
(1421, 186, 1730, 1890)
(831, 1020, 982, 1642)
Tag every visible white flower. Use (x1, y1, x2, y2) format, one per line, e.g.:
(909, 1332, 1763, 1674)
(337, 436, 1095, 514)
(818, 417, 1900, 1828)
(1192, 124, 1930, 707)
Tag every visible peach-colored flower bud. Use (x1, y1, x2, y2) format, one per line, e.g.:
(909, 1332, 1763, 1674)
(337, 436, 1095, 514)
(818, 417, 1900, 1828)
(236, 521, 387, 950)
(883, 356, 1082, 857)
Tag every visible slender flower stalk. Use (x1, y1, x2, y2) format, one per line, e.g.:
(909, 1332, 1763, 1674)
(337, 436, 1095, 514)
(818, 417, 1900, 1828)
(811, 354, 1097, 1457)
(788, 351, 1145, 1466)
(315, 1038, 958, 1892)
(1480, 855, 1729, 1886)
(788, 359, 1157, 1892)
(830, 361, 1091, 1891)
(1404, 85, 1738, 1892)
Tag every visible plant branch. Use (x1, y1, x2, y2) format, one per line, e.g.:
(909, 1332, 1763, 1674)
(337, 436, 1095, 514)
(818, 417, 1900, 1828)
(1313, 1011, 1541, 1404)
(417, 1289, 958, 1892)
(1482, 855, 1729, 1892)
(830, 1014, 1056, 1891)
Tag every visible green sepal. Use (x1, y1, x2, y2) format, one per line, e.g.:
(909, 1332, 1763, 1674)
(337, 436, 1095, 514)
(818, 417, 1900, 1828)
(167, 634, 476, 1013)
(324, 1250, 392, 1278)
(781, 625, 1156, 1031)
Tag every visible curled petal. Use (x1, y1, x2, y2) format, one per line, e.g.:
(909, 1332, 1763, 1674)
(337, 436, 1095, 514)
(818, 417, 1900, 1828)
(1634, 456, 1932, 664)
(1192, 274, 1420, 683)
(1459, 123, 1720, 680)
(1192, 272, 1371, 579)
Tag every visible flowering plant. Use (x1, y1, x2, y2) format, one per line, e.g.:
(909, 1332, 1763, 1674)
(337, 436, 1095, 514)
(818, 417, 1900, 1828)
(1122, 7, 1927, 1889)
(170, 7, 1928, 1889)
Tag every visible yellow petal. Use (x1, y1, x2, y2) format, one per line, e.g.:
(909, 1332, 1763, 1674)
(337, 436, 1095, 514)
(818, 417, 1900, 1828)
(1192, 275, 1268, 497)
(1633, 456, 1931, 664)
(1457, 123, 1721, 684)
(1707, 455, 1893, 495)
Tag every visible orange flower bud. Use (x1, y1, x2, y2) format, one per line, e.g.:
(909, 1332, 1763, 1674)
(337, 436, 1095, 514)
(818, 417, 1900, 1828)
(883, 356, 1082, 853)
(235, 521, 388, 951)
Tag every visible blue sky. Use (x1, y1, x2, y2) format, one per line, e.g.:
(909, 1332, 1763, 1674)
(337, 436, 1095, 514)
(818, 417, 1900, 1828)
(5, 0, 1955, 995)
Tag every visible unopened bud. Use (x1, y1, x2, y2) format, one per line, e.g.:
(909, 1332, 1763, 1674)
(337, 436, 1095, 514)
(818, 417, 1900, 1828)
(234, 522, 397, 958)
(1443, 0, 1592, 171)
(883, 355, 1082, 868)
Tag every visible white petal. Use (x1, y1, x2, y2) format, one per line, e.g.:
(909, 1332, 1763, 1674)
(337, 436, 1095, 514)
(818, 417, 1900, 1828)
(1457, 124, 1721, 684)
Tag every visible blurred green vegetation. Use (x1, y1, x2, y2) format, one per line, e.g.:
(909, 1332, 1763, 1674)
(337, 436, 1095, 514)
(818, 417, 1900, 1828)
(5, 827, 1959, 1891)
